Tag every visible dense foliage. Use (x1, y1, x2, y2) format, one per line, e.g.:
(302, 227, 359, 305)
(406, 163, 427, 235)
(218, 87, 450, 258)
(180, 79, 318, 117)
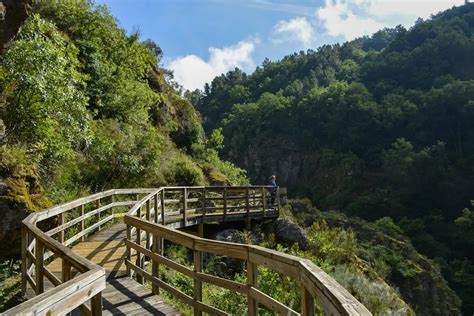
(193, 4, 474, 313)
(0, 0, 247, 205)
(157, 199, 461, 315)
(0, 0, 247, 306)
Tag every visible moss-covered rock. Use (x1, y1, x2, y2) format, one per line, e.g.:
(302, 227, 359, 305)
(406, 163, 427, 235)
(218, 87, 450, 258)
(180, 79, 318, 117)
(0, 163, 51, 259)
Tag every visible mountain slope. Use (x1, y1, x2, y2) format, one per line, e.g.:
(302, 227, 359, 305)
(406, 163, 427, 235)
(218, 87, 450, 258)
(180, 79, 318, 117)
(193, 4, 474, 314)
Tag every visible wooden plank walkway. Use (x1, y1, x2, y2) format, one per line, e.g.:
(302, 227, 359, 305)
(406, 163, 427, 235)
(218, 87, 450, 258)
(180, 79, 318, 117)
(102, 277, 179, 315)
(48, 223, 181, 315)
(48, 223, 129, 276)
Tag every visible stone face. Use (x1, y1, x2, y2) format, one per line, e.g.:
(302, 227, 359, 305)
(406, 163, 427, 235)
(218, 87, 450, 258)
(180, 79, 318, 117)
(213, 228, 246, 244)
(0, 188, 30, 259)
(272, 217, 309, 250)
(204, 228, 247, 278)
(0, 169, 51, 259)
(0, 0, 30, 51)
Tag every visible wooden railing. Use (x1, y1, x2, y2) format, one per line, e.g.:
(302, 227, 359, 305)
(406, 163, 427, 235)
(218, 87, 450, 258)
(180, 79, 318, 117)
(125, 187, 372, 316)
(5, 186, 371, 315)
(4, 188, 155, 316)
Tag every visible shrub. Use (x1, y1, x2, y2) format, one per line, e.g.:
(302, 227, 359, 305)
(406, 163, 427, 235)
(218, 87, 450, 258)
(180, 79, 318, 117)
(374, 216, 403, 235)
(167, 155, 205, 186)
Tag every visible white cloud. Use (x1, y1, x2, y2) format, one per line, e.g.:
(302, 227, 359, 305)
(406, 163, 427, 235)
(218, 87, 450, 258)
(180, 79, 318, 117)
(317, 0, 385, 40)
(366, 0, 464, 19)
(273, 17, 315, 47)
(168, 40, 256, 91)
(169, 0, 465, 90)
(317, 0, 464, 41)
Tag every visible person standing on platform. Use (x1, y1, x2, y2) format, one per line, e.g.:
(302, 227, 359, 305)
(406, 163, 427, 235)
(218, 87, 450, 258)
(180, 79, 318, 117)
(268, 175, 278, 206)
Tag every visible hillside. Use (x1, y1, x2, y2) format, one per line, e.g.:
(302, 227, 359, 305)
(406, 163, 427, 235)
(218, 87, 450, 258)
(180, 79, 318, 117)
(0, 0, 247, 260)
(0, 1, 471, 314)
(193, 4, 474, 314)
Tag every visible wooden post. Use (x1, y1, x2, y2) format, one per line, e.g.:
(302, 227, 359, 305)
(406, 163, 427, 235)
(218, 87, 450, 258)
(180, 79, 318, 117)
(62, 260, 71, 283)
(35, 239, 44, 294)
(223, 187, 227, 220)
(146, 199, 151, 250)
(91, 292, 102, 316)
(152, 234, 160, 295)
(58, 213, 65, 244)
(193, 249, 203, 316)
(136, 206, 143, 284)
(21, 225, 27, 295)
(161, 190, 165, 225)
(247, 260, 258, 315)
(183, 187, 188, 224)
(262, 187, 267, 218)
(96, 198, 101, 231)
(154, 193, 159, 224)
(301, 285, 315, 316)
(201, 188, 206, 220)
(277, 186, 281, 211)
(246, 187, 250, 231)
(197, 223, 204, 238)
(126, 224, 132, 277)
(111, 195, 115, 217)
(80, 205, 85, 242)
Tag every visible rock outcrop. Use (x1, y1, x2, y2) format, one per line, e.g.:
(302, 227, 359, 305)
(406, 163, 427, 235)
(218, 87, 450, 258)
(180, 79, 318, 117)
(0, 0, 30, 51)
(205, 228, 246, 278)
(0, 180, 29, 259)
(271, 217, 309, 250)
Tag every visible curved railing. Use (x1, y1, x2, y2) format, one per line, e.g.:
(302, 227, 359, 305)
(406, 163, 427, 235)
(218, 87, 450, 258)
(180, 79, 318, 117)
(4, 188, 155, 315)
(125, 187, 371, 316)
(4, 186, 371, 316)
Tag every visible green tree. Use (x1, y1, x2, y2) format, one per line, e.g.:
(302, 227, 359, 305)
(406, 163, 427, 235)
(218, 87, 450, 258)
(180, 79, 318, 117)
(1, 15, 90, 164)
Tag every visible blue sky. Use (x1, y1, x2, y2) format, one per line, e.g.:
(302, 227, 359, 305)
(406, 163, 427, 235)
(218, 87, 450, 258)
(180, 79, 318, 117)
(96, 0, 464, 90)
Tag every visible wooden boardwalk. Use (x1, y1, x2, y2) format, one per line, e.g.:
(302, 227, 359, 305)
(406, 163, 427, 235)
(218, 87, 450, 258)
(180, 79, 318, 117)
(48, 223, 180, 315)
(102, 277, 179, 315)
(9, 186, 371, 316)
(48, 224, 129, 276)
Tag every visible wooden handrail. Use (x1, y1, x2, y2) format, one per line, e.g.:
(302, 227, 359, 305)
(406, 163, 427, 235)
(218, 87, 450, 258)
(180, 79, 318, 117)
(6, 186, 370, 315)
(124, 186, 371, 316)
(6, 189, 156, 316)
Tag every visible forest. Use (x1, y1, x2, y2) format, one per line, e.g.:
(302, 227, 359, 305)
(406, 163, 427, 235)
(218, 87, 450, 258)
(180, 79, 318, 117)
(192, 4, 474, 314)
(0, 0, 472, 315)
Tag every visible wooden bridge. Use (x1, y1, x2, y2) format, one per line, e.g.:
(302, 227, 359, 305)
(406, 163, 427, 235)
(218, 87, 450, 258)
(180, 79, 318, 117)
(4, 186, 371, 315)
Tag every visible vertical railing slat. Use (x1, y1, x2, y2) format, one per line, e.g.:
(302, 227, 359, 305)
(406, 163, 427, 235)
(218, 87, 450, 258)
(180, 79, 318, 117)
(301, 285, 315, 316)
(126, 224, 132, 277)
(35, 239, 44, 294)
(146, 199, 151, 250)
(247, 260, 258, 315)
(183, 187, 188, 224)
(62, 260, 71, 283)
(223, 187, 227, 219)
(193, 247, 203, 316)
(91, 292, 102, 316)
(58, 213, 65, 244)
(161, 189, 165, 225)
(136, 205, 143, 284)
(97, 198, 101, 231)
(246, 187, 250, 231)
(21, 225, 27, 295)
(201, 188, 206, 220)
(80, 205, 85, 242)
(111, 195, 115, 218)
(152, 233, 160, 295)
(154, 192, 159, 224)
